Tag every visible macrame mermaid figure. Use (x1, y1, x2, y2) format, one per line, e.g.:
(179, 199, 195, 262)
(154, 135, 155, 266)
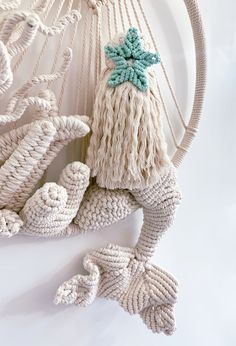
(55, 28, 182, 335)
(0, 23, 181, 335)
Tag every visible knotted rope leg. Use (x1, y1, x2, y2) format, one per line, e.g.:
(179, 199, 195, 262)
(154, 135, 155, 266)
(55, 165, 181, 335)
(20, 162, 90, 237)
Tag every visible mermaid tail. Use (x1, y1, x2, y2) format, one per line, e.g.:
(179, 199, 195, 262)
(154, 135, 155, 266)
(55, 243, 178, 335)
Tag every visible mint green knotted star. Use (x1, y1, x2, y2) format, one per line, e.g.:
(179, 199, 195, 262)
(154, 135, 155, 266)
(104, 27, 160, 92)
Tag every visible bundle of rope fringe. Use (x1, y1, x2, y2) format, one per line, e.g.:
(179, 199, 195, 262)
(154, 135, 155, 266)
(55, 28, 182, 335)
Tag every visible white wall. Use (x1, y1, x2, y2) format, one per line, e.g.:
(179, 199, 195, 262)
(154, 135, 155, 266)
(0, 1, 236, 345)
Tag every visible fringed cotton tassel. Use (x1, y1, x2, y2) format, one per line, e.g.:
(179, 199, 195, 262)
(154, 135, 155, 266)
(86, 31, 169, 190)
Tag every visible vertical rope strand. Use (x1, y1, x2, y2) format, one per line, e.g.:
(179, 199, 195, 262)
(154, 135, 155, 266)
(123, 0, 132, 26)
(112, 1, 118, 34)
(118, 0, 126, 32)
(130, 0, 142, 32)
(107, 3, 112, 40)
(85, 11, 95, 113)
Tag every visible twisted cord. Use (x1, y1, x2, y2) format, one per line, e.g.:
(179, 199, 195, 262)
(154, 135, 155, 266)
(35, 89, 58, 118)
(0, 9, 81, 44)
(38, 9, 81, 36)
(0, 11, 27, 43)
(7, 14, 40, 56)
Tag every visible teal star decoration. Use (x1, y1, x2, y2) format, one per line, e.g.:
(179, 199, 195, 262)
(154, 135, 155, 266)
(104, 27, 161, 92)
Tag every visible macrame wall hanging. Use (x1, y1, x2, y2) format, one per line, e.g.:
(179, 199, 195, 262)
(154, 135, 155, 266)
(0, 0, 206, 336)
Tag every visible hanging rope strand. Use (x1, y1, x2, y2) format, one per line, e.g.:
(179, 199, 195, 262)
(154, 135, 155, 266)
(112, 1, 118, 34)
(106, 3, 112, 40)
(123, 0, 132, 27)
(117, 0, 126, 32)
(130, 0, 142, 32)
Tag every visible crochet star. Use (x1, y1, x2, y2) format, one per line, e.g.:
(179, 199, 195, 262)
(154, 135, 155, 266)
(104, 27, 160, 92)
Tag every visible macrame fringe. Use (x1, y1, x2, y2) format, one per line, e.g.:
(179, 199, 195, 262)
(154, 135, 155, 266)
(86, 68, 169, 190)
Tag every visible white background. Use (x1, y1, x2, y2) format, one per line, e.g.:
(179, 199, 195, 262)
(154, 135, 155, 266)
(0, 1, 236, 345)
